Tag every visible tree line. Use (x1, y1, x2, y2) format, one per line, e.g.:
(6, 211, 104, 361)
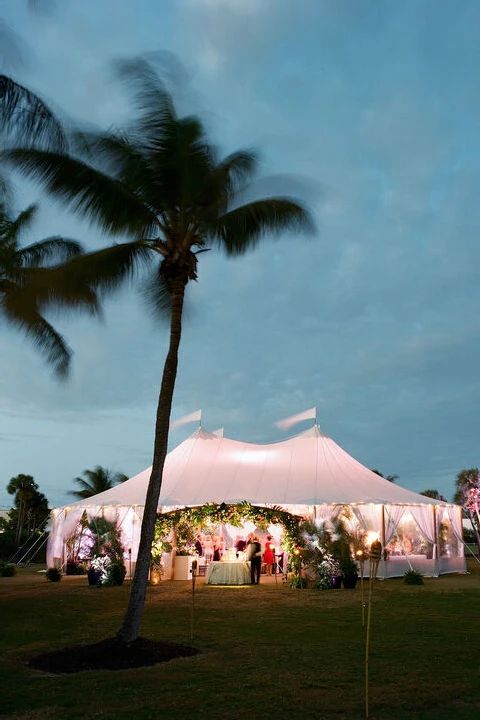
(0, 466, 127, 561)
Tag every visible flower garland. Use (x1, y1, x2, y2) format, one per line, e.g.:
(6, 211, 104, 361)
(154, 501, 303, 552)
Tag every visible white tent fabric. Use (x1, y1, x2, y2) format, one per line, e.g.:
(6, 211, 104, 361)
(64, 425, 446, 509)
(47, 424, 465, 577)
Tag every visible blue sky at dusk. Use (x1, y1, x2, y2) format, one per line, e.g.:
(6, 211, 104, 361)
(1, 0, 480, 509)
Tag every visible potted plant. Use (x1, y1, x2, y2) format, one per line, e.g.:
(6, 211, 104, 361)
(340, 557, 359, 589)
(150, 529, 172, 584)
(86, 517, 126, 586)
(46, 567, 62, 582)
(173, 520, 197, 580)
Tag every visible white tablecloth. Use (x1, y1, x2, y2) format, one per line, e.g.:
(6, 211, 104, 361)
(206, 561, 251, 585)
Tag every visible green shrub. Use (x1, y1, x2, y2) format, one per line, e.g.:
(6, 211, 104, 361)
(0, 562, 15, 577)
(404, 568, 424, 585)
(45, 567, 62, 582)
(104, 561, 126, 586)
(289, 574, 307, 589)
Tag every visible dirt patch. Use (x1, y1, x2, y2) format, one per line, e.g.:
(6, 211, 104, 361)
(27, 636, 201, 674)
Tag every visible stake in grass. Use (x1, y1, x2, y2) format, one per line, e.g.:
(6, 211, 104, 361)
(365, 539, 382, 719)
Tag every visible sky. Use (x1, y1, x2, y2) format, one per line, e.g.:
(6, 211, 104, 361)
(1, 0, 479, 509)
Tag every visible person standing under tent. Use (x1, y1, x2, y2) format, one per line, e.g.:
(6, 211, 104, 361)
(194, 534, 204, 556)
(263, 535, 275, 576)
(212, 535, 221, 562)
(248, 535, 262, 584)
(235, 535, 247, 557)
(203, 534, 214, 563)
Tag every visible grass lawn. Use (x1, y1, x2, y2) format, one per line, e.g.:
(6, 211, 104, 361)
(1, 560, 479, 720)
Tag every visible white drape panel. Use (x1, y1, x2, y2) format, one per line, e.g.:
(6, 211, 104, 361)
(446, 506, 463, 545)
(46, 509, 66, 566)
(352, 504, 383, 533)
(63, 508, 86, 539)
(315, 504, 342, 524)
(409, 506, 436, 544)
(383, 506, 405, 545)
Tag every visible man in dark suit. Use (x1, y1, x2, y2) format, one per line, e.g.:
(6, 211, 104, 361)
(248, 536, 262, 584)
(194, 535, 203, 556)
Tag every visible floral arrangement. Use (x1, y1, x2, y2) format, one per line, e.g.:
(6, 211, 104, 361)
(90, 555, 112, 584)
(298, 518, 354, 589)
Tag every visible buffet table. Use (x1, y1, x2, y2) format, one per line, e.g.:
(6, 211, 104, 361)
(206, 561, 251, 585)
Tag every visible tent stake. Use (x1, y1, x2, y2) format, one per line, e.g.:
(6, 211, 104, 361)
(365, 540, 382, 718)
(190, 559, 197, 641)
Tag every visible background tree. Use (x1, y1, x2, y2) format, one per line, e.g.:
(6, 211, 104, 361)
(6, 473, 49, 545)
(70, 466, 128, 499)
(5, 57, 314, 642)
(454, 468, 480, 547)
(419, 489, 447, 501)
(371, 469, 398, 483)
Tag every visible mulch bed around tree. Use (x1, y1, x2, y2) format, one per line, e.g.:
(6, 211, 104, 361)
(27, 637, 201, 674)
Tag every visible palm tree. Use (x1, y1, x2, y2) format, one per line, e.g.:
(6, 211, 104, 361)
(371, 469, 398, 483)
(4, 57, 314, 642)
(419, 489, 447, 502)
(6, 473, 44, 545)
(0, 197, 100, 376)
(70, 466, 128, 499)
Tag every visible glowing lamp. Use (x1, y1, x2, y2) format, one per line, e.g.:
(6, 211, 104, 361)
(370, 540, 382, 562)
(150, 569, 161, 585)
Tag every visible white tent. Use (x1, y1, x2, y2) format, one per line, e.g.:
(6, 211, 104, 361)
(47, 425, 466, 577)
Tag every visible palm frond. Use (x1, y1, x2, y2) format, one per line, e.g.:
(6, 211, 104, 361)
(3, 148, 158, 237)
(215, 150, 258, 198)
(140, 264, 172, 322)
(0, 75, 67, 150)
(73, 130, 157, 204)
(115, 57, 177, 136)
(144, 115, 214, 222)
(3, 204, 37, 243)
(16, 265, 100, 316)
(56, 240, 154, 296)
(1, 282, 71, 377)
(198, 150, 258, 220)
(18, 236, 83, 267)
(212, 198, 315, 256)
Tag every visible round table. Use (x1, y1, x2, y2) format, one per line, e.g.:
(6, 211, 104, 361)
(205, 561, 251, 585)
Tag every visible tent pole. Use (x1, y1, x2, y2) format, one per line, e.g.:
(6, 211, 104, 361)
(433, 505, 439, 577)
(381, 506, 387, 578)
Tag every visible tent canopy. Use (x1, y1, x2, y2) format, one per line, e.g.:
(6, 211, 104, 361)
(66, 425, 444, 510)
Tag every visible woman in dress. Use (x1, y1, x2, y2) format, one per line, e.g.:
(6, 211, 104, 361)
(263, 535, 275, 576)
(203, 534, 214, 563)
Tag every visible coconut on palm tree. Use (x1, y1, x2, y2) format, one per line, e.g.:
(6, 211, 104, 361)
(4, 57, 314, 642)
(70, 466, 128, 499)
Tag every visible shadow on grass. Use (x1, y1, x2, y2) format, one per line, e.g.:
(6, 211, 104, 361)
(27, 636, 201, 674)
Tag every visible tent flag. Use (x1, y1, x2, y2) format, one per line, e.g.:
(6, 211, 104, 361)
(275, 407, 316, 431)
(171, 409, 202, 430)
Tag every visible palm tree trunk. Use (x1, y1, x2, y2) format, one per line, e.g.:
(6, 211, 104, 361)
(15, 499, 25, 547)
(117, 279, 186, 643)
